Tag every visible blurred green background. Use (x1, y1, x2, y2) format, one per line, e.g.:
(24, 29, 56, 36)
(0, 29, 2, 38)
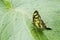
(0, 0, 60, 40)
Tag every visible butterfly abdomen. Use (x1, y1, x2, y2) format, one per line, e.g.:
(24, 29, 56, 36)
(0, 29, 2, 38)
(45, 28, 52, 30)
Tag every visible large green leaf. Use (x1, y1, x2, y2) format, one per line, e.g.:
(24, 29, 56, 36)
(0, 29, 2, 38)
(0, 0, 60, 40)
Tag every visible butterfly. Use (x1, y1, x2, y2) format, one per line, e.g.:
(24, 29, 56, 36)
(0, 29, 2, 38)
(32, 10, 51, 30)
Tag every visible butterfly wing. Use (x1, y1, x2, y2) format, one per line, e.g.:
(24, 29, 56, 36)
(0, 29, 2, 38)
(33, 10, 42, 28)
(33, 10, 51, 30)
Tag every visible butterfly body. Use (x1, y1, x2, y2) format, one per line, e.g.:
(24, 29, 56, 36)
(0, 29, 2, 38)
(33, 10, 51, 30)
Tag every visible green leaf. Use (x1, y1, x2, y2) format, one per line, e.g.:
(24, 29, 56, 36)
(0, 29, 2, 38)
(2, 0, 12, 9)
(0, 0, 60, 40)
